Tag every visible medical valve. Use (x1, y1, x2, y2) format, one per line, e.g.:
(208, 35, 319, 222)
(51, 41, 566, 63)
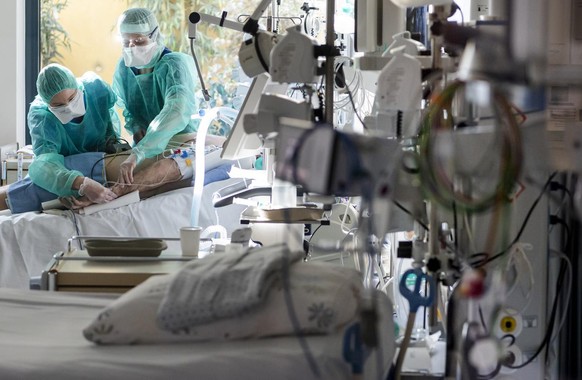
(494, 309, 523, 338)
(500, 316, 517, 334)
(459, 268, 485, 298)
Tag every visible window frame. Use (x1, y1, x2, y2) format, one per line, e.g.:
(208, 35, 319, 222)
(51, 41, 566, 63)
(25, 0, 41, 145)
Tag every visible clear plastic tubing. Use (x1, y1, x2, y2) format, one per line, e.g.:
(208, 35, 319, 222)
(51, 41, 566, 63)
(190, 108, 214, 227)
(190, 107, 239, 227)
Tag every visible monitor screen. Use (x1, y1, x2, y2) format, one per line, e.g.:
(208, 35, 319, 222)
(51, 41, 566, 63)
(221, 73, 288, 160)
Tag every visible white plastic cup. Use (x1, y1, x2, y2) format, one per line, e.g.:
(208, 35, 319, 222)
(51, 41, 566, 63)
(180, 226, 202, 257)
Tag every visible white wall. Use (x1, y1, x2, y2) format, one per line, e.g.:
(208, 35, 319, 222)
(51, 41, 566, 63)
(0, 0, 25, 147)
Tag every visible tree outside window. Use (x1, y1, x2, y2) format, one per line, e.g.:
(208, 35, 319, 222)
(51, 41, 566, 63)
(39, 0, 325, 135)
(40, 0, 71, 67)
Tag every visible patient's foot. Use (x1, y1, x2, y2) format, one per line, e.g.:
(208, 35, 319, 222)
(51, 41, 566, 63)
(59, 196, 93, 210)
(110, 183, 137, 197)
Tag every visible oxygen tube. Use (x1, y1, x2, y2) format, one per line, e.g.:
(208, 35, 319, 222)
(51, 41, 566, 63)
(190, 108, 217, 227)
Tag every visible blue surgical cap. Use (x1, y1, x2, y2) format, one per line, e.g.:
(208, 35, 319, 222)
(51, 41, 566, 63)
(118, 8, 159, 35)
(36, 64, 79, 104)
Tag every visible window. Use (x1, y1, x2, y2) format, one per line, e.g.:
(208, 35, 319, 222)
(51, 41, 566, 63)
(30, 0, 324, 143)
(25, 0, 40, 145)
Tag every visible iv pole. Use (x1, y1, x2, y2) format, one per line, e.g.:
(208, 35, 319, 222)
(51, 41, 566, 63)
(324, 0, 335, 124)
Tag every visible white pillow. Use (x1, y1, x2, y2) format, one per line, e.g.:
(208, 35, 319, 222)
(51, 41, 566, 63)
(83, 261, 364, 345)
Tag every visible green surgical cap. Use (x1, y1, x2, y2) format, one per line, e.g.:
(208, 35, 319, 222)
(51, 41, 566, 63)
(118, 8, 158, 35)
(36, 64, 78, 104)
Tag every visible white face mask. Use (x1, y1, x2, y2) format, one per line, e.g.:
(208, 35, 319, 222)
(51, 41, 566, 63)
(49, 90, 86, 124)
(123, 42, 160, 68)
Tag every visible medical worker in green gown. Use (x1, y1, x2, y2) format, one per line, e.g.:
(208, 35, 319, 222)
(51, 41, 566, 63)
(26, 64, 120, 205)
(113, 8, 201, 185)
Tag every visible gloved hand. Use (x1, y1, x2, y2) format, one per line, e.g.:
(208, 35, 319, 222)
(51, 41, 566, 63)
(118, 153, 137, 185)
(78, 177, 118, 204)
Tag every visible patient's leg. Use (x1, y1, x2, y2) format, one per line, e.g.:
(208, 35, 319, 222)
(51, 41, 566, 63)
(109, 158, 185, 198)
(63, 157, 184, 210)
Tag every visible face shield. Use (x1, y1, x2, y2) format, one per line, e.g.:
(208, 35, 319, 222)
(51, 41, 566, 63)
(121, 27, 162, 68)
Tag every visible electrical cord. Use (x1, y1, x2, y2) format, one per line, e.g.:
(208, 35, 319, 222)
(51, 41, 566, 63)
(339, 197, 355, 235)
(92, 135, 134, 180)
(550, 180, 574, 202)
(335, 67, 368, 130)
(476, 358, 501, 380)
(393, 200, 429, 232)
(478, 304, 487, 332)
(470, 172, 557, 267)
(500, 334, 516, 347)
(504, 258, 567, 370)
(550, 214, 572, 253)
(477, 363, 501, 380)
(63, 209, 83, 250)
(333, 57, 365, 113)
(89, 151, 132, 181)
(548, 249, 573, 347)
(523, 269, 562, 368)
(391, 200, 466, 275)
(305, 223, 324, 259)
(503, 244, 534, 316)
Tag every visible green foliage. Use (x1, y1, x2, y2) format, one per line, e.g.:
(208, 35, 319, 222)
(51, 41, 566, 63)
(40, 0, 72, 67)
(126, 0, 245, 109)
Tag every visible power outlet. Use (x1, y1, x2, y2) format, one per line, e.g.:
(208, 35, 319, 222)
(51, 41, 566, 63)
(470, 0, 489, 20)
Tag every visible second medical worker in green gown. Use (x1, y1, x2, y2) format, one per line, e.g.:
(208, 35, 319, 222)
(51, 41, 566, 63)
(113, 7, 200, 185)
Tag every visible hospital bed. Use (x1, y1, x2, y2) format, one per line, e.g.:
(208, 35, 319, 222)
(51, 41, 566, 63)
(0, 262, 395, 380)
(0, 177, 248, 289)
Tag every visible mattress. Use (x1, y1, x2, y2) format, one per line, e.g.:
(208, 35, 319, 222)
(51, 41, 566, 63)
(0, 288, 394, 380)
(0, 178, 248, 289)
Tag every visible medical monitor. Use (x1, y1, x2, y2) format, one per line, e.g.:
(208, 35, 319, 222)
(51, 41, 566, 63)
(221, 73, 288, 160)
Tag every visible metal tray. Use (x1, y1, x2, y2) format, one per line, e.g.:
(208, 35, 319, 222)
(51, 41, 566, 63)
(257, 207, 325, 222)
(84, 239, 168, 257)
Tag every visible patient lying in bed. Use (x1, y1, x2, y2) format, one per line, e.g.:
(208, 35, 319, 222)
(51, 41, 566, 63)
(0, 133, 231, 214)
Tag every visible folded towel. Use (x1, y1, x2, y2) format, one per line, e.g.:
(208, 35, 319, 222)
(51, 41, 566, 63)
(157, 243, 303, 331)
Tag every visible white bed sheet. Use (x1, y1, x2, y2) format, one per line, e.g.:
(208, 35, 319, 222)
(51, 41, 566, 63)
(0, 178, 247, 289)
(0, 288, 393, 380)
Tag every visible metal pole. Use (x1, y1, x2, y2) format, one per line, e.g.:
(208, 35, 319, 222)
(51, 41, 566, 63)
(430, 5, 446, 70)
(428, 201, 440, 331)
(325, 0, 335, 124)
(271, 0, 279, 33)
